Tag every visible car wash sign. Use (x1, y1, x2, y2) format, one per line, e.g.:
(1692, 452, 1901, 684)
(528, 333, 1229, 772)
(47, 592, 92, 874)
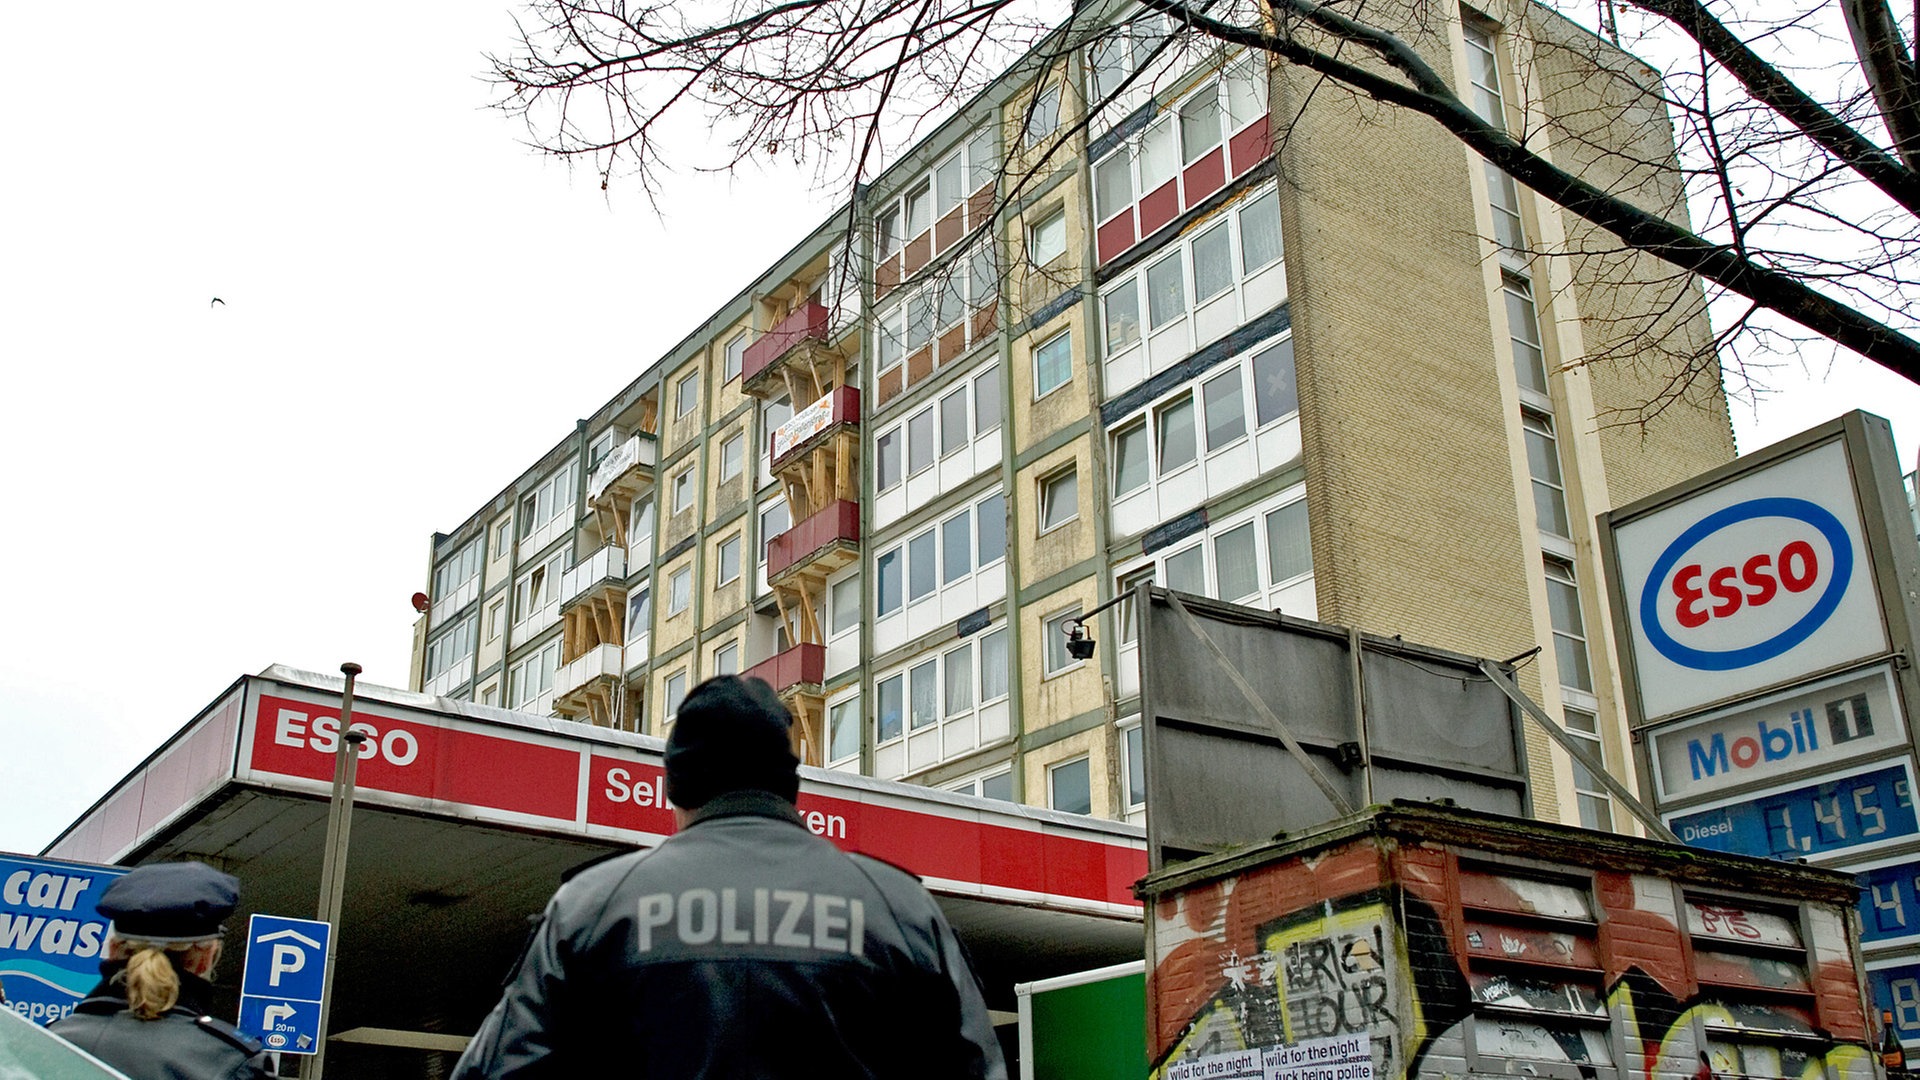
(1609, 438, 1886, 721)
(0, 855, 129, 1026)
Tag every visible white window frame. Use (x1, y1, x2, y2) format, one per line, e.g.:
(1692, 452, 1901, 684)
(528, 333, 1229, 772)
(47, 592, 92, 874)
(827, 692, 863, 766)
(719, 432, 745, 482)
(1028, 208, 1066, 266)
(1048, 755, 1094, 815)
(876, 129, 998, 259)
(675, 372, 699, 418)
(517, 462, 579, 540)
(724, 331, 748, 381)
(947, 766, 1015, 802)
(672, 467, 695, 515)
(1038, 465, 1079, 534)
(714, 640, 740, 676)
(1032, 328, 1073, 399)
(486, 598, 505, 642)
(664, 668, 689, 722)
(1113, 488, 1313, 606)
(1103, 332, 1297, 501)
(875, 239, 996, 378)
(1044, 606, 1086, 676)
(717, 533, 742, 585)
(668, 565, 693, 615)
(873, 360, 1002, 495)
(1121, 721, 1146, 811)
(1089, 56, 1269, 238)
(424, 614, 477, 682)
(1099, 184, 1285, 367)
(871, 623, 1010, 765)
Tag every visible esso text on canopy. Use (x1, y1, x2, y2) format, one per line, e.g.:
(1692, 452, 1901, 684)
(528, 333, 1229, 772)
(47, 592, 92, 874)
(1638, 497, 1855, 672)
(272, 707, 420, 767)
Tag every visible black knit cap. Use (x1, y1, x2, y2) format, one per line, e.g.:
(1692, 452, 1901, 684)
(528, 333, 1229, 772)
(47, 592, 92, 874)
(98, 862, 239, 943)
(664, 675, 800, 809)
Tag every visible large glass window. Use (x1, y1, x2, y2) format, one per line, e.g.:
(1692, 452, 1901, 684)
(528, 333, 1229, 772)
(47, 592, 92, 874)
(1202, 367, 1246, 450)
(1214, 522, 1259, 601)
(980, 628, 1009, 701)
(1156, 395, 1197, 472)
(940, 389, 969, 456)
(1112, 420, 1149, 496)
(1251, 338, 1297, 425)
(942, 513, 972, 584)
(1192, 223, 1233, 302)
(908, 407, 936, 476)
(1104, 286, 1142, 353)
(1565, 707, 1613, 831)
(876, 429, 901, 491)
(1123, 724, 1146, 809)
(1178, 83, 1222, 162)
(717, 535, 742, 585)
(760, 500, 790, 564)
(668, 566, 693, 614)
(719, 433, 744, 482)
(724, 332, 748, 381)
(908, 530, 938, 602)
(831, 575, 860, 634)
(977, 493, 1007, 565)
(1266, 500, 1312, 583)
(1147, 253, 1185, 329)
(1239, 190, 1282, 273)
(829, 697, 861, 763)
(876, 548, 903, 615)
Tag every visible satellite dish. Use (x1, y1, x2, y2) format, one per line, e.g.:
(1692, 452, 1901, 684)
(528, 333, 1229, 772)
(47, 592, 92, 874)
(410, 592, 430, 613)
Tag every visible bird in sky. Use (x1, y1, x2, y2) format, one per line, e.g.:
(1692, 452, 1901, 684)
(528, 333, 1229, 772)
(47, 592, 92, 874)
(210, 298, 225, 308)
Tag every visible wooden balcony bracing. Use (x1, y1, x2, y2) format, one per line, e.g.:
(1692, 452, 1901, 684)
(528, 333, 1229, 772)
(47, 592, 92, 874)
(743, 644, 828, 767)
(585, 438, 657, 552)
(742, 301, 852, 406)
(560, 589, 625, 665)
(774, 428, 860, 524)
(553, 675, 624, 730)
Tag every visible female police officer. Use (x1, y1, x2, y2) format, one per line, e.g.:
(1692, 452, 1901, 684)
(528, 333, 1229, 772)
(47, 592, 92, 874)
(50, 861, 275, 1080)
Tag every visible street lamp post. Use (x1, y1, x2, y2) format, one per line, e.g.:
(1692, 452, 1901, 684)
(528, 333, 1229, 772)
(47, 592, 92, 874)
(307, 662, 365, 1080)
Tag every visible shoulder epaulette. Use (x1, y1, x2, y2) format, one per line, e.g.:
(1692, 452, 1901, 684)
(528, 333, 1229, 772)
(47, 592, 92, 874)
(191, 1012, 266, 1056)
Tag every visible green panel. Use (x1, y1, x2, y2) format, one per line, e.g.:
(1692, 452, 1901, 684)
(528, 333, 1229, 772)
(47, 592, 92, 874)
(1031, 972, 1147, 1080)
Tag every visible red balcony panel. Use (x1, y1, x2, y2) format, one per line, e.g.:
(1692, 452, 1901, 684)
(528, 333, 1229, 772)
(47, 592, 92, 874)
(1230, 116, 1273, 177)
(1183, 149, 1226, 208)
(1138, 180, 1180, 242)
(767, 501, 861, 579)
(1097, 215, 1135, 265)
(769, 385, 862, 468)
(744, 643, 827, 694)
(743, 301, 831, 383)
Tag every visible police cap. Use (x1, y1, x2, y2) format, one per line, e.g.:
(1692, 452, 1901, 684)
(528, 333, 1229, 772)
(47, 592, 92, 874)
(98, 862, 240, 944)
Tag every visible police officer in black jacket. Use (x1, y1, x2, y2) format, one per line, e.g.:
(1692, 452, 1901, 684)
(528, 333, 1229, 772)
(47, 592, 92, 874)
(452, 675, 1008, 1079)
(51, 861, 275, 1080)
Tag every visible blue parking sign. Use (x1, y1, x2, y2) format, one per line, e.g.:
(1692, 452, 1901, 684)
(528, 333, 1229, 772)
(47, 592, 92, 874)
(238, 914, 330, 1055)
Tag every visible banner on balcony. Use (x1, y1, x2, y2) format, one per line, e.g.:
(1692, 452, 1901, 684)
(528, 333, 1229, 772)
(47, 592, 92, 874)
(773, 391, 837, 461)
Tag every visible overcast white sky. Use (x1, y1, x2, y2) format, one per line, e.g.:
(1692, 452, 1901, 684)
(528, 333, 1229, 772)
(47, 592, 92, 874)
(2, 0, 1915, 857)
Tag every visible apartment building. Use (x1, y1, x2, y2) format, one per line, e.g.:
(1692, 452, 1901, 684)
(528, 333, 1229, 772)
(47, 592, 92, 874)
(409, 0, 1736, 833)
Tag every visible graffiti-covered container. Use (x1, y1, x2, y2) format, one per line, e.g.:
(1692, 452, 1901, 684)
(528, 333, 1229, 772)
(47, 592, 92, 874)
(1139, 802, 1877, 1080)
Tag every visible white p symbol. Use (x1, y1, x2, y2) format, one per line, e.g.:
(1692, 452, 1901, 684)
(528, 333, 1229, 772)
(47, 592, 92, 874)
(268, 944, 305, 986)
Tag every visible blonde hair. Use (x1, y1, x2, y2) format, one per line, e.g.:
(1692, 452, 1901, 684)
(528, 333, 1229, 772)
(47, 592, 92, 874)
(107, 936, 219, 1021)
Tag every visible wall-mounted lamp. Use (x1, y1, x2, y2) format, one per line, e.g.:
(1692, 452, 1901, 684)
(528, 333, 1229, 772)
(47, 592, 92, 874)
(1064, 618, 1096, 661)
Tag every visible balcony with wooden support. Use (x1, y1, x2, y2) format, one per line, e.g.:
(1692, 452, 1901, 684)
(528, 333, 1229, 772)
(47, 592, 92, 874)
(767, 500, 860, 588)
(741, 301, 849, 407)
(553, 546, 627, 727)
(769, 386, 861, 517)
(552, 643, 627, 729)
(743, 643, 828, 766)
(585, 433, 658, 550)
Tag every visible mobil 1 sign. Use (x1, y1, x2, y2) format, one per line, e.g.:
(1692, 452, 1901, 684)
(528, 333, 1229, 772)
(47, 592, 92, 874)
(1609, 438, 1885, 720)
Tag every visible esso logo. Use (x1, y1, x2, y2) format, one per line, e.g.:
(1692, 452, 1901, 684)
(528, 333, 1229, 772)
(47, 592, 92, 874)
(1638, 497, 1853, 671)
